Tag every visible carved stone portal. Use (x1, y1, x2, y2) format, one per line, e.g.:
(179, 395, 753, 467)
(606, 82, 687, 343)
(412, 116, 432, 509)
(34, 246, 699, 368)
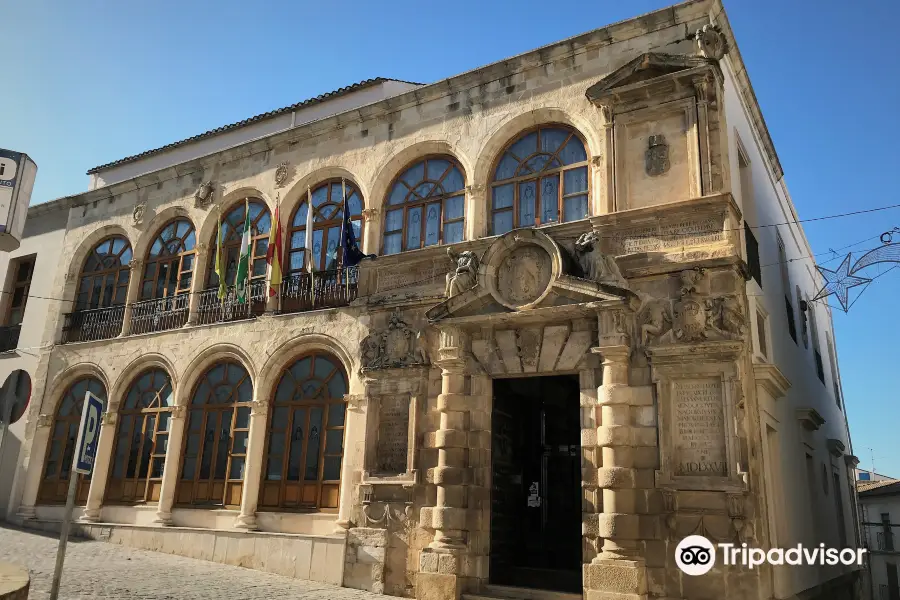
(359, 312, 429, 371)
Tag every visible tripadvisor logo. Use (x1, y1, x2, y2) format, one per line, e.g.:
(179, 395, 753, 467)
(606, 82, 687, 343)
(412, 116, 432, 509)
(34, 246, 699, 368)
(675, 535, 867, 576)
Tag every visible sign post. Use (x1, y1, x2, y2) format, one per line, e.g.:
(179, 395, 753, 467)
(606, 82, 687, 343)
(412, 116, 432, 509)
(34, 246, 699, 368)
(48, 390, 103, 600)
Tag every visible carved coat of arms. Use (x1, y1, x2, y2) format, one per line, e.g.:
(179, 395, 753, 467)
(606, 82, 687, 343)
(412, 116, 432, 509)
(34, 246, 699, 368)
(359, 311, 429, 371)
(194, 181, 216, 208)
(645, 134, 670, 177)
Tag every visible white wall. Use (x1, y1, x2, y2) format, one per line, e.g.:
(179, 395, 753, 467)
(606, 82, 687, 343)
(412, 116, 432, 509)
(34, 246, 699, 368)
(0, 201, 68, 519)
(722, 58, 858, 596)
(88, 80, 421, 190)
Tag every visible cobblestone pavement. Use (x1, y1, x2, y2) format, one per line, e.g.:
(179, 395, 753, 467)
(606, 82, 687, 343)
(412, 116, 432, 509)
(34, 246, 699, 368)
(0, 524, 386, 599)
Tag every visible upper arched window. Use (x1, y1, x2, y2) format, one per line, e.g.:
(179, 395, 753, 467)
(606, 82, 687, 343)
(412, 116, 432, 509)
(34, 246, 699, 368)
(260, 352, 347, 511)
(106, 368, 174, 505)
(39, 377, 106, 505)
(76, 236, 132, 311)
(490, 126, 589, 235)
(141, 219, 196, 300)
(207, 200, 271, 288)
(177, 361, 252, 508)
(382, 157, 465, 255)
(288, 181, 363, 273)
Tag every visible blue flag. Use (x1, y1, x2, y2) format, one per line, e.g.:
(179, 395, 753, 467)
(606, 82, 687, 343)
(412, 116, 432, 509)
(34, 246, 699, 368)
(340, 180, 375, 267)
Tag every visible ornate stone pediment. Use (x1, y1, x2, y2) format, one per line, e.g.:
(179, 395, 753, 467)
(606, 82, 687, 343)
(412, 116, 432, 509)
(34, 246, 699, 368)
(585, 53, 716, 104)
(427, 228, 632, 322)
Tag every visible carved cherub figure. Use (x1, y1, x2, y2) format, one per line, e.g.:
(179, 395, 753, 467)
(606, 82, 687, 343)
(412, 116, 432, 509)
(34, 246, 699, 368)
(640, 301, 670, 346)
(445, 248, 479, 298)
(574, 231, 626, 287)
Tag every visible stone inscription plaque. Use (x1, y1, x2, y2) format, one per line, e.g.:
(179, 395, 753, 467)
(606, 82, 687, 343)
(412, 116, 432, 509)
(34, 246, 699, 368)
(673, 378, 727, 476)
(614, 217, 724, 254)
(375, 395, 410, 474)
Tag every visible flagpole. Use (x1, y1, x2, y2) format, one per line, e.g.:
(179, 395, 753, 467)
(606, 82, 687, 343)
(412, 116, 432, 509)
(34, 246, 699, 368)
(342, 178, 349, 298)
(276, 193, 283, 314)
(305, 186, 315, 308)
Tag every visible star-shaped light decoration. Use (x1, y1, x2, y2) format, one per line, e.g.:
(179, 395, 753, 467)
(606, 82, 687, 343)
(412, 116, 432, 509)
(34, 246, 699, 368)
(811, 253, 871, 312)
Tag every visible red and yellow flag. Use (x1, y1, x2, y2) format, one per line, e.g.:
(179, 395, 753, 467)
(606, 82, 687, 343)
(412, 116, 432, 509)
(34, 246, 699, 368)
(266, 204, 283, 297)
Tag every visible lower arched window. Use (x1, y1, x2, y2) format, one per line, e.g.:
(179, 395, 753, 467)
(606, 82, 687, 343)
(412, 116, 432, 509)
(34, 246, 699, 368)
(38, 378, 106, 504)
(259, 352, 347, 510)
(176, 361, 252, 507)
(106, 369, 173, 504)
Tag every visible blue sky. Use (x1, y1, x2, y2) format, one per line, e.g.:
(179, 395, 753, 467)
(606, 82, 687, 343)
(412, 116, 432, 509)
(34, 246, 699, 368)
(3, 1, 898, 475)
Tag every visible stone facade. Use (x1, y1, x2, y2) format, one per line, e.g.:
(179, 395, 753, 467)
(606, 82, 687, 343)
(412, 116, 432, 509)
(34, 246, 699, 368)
(7, 1, 861, 599)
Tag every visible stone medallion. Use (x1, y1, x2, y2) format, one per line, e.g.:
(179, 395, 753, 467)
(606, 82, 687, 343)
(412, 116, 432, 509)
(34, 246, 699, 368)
(497, 245, 552, 306)
(480, 228, 563, 311)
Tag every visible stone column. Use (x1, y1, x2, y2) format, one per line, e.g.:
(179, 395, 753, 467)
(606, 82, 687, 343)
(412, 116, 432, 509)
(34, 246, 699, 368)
(235, 400, 268, 530)
(81, 408, 119, 522)
(185, 242, 208, 326)
(465, 184, 485, 240)
(586, 309, 652, 600)
(417, 326, 471, 600)
(120, 259, 144, 337)
(154, 404, 187, 524)
(16, 414, 54, 520)
(361, 208, 380, 256)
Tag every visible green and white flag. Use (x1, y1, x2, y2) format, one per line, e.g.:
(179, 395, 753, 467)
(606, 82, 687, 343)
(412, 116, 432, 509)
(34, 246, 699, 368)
(235, 200, 252, 303)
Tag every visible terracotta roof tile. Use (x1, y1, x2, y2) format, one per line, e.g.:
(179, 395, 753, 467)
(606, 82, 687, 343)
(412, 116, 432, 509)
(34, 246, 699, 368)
(858, 479, 900, 494)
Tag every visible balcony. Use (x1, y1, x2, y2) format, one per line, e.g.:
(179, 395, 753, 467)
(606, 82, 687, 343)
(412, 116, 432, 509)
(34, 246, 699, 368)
(62, 306, 125, 343)
(280, 268, 358, 314)
(0, 324, 21, 352)
(130, 293, 190, 335)
(197, 279, 267, 325)
(57, 268, 359, 345)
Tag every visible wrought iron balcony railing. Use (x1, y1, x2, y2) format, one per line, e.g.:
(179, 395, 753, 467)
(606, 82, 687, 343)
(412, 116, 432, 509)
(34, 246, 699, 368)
(0, 324, 21, 352)
(280, 267, 358, 314)
(130, 293, 190, 335)
(61, 306, 124, 343)
(197, 279, 267, 325)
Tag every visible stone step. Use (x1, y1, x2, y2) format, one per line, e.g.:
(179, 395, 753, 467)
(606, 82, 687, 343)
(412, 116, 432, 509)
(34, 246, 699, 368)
(463, 584, 582, 600)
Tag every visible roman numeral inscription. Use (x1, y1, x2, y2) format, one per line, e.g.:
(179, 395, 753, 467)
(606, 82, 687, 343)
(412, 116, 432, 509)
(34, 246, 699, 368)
(673, 378, 727, 477)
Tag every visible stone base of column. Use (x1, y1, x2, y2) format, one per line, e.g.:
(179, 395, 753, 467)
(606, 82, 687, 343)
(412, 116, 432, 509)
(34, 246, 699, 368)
(80, 508, 101, 523)
(152, 511, 173, 526)
(15, 505, 35, 520)
(584, 558, 648, 600)
(417, 548, 463, 600)
(332, 519, 351, 535)
(233, 513, 258, 530)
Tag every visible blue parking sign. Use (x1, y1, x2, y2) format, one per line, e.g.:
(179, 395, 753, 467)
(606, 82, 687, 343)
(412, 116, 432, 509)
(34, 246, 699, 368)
(73, 391, 103, 474)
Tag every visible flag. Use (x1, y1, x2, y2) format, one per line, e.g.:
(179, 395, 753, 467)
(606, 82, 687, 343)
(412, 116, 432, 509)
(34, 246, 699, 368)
(235, 200, 252, 303)
(214, 212, 226, 302)
(339, 179, 375, 267)
(304, 186, 315, 274)
(266, 203, 283, 297)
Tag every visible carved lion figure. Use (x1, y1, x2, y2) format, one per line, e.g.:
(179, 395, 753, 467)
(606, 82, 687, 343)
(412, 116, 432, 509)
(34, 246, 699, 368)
(445, 248, 479, 298)
(574, 231, 626, 287)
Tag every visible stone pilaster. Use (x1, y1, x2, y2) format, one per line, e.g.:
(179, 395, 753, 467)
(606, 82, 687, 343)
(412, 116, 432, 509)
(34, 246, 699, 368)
(585, 309, 652, 600)
(154, 405, 187, 524)
(16, 414, 53, 520)
(361, 208, 380, 256)
(81, 408, 118, 522)
(417, 326, 471, 600)
(234, 400, 268, 530)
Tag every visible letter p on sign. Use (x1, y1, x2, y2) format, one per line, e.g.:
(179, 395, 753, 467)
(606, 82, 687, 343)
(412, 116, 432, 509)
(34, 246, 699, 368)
(73, 391, 104, 475)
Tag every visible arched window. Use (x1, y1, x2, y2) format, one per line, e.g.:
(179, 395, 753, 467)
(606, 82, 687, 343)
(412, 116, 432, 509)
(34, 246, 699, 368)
(207, 200, 271, 288)
(287, 181, 363, 274)
(382, 157, 465, 255)
(259, 352, 347, 511)
(39, 377, 106, 505)
(141, 219, 196, 300)
(490, 126, 589, 235)
(76, 236, 132, 311)
(177, 361, 252, 507)
(106, 369, 173, 504)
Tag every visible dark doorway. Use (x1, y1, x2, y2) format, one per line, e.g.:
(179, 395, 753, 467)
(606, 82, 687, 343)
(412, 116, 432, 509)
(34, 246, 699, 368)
(490, 375, 582, 593)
